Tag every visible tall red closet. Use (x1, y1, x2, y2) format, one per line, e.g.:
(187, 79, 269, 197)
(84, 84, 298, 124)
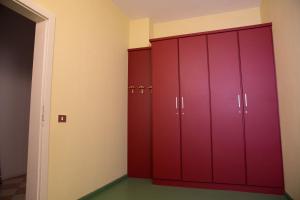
(179, 36, 212, 182)
(208, 31, 246, 185)
(151, 23, 284, 194)
(128, 47, 152, 178)
(152, 39, 182, 180)
(239, 27, 283, 187)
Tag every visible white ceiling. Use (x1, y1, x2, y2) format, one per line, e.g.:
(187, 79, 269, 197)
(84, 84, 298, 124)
(113, 0, 261, 22)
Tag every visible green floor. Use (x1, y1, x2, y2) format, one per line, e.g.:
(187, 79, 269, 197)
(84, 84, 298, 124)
(83, 178, 287, 200)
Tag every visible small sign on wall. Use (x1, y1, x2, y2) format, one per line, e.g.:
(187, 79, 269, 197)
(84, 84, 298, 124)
(58, 115, 67, 123)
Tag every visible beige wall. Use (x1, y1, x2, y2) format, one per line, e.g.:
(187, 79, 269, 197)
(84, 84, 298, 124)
(128, 7, 261, 48)
(261, 1, 300, 199)
(152, 7, 261, 38)
(29, 0, 129, 199)
(129, 18, 151, 48)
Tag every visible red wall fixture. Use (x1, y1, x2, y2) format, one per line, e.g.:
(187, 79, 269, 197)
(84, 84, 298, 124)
(128, 48, 152, 178)
(179, 36, 212, 182)
(152, 39, 182, 180)
(239, 27, 284, 187)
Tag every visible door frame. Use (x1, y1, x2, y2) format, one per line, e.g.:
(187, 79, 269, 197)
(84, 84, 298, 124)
(0, 0, 55, 199)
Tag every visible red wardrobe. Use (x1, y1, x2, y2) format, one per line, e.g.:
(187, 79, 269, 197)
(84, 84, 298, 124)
(151, 24, 284, 194)
(127, 47, 152, 178)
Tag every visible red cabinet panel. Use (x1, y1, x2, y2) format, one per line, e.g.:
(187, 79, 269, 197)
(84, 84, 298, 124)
(152, 39, 181, 180)
(239, 27, 284, 187)
(128, 49, 152, 178)
(208, 32, 246, 184)
(179, 36, 212, 182)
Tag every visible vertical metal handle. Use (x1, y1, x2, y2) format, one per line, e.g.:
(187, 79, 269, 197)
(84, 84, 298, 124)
(244, 93, 248, 114)
(237, 95, 241, 108)
(181, 97, 185, 115)
(244, 93, 248, 107)
(175, 97, 178, 109)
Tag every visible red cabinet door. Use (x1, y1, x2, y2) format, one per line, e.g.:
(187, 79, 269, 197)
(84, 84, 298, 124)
(239, 27, 284, 187)
(179, 36, 212, 182)
(208, 32, 246, 184)
(128, 49, 152, 178)
(152, 39, 181, 180)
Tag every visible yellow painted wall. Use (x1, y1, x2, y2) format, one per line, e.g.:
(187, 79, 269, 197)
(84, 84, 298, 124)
(30, 0, 129, 199)
(129, 18, 151, 48)
(261, 1, 300, 199)
(152, 7, 261, 38)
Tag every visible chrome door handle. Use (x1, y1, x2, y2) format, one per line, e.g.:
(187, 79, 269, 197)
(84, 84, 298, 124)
(244, 93, 248, 114)
(237, 95, 241, 108)
(244, 93, 248, 107)
(176, 97, 179, 115)
(181, 97, 185, 115)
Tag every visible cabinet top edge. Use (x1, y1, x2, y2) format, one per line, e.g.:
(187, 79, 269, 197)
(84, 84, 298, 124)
(128, 47, 152, 52)
(150, 23, 272, 43)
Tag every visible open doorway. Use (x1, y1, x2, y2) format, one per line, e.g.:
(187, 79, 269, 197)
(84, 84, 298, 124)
(0, 0, 55, 199)
(0, 4, 35, 199)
